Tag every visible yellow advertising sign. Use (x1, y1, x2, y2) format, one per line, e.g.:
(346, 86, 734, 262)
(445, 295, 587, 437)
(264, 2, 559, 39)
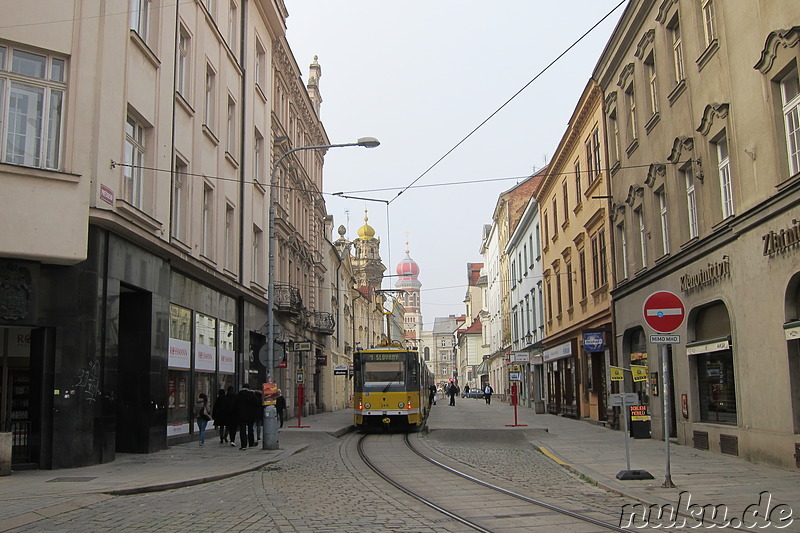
(631, 365, 648, 382)
(610, 366, 625, 381)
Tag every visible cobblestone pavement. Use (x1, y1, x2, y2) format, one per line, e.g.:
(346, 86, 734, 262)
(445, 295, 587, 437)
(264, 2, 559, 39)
(4, 428, 701, 532)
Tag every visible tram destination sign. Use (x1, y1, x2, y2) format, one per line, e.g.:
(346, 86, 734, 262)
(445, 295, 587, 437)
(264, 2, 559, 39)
(650, 334, 681, 344)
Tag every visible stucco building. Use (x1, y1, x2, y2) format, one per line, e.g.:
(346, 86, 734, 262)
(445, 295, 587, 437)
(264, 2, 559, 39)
(595, 0, 800, 468)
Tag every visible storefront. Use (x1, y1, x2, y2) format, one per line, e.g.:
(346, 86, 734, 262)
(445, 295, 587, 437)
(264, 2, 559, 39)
(544, 340, 578, 417)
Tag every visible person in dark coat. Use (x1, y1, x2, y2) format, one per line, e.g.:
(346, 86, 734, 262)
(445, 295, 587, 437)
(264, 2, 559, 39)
(235, 384, 256, 449)
(428, 384, 437, 406)
(275, 390, 286, 427)
(212, 388, 227, 443)
(223, 386, 238, 447)
(447, 382, 458, 406)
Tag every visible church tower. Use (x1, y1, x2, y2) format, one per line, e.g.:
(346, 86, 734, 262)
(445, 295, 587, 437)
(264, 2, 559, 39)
(395, 238, 422, 343)
(351, 210, 386, 292)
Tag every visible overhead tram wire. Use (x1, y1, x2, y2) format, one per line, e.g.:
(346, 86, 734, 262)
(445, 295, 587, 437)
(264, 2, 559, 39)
(387, 0, 627, 206)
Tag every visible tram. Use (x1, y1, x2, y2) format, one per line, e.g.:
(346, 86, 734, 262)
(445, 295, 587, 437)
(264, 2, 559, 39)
(353, 341, 434, 431)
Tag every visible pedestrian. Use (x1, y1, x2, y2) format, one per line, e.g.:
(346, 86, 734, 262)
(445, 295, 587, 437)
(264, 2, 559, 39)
(194, 393, 211, 446)
(212, 388, 227, 443)
(447, 382, 458, 406)
(235, 384, 256, 449)
(428, 384, 437, 406)
(223, 386, 238, 447)
(275, 390, 286, 427)
(484, 383, 493, 405)
(464, 384, 470, 397)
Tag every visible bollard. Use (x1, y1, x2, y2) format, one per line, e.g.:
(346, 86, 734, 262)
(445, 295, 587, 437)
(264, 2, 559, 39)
(262, 405, 279, 450)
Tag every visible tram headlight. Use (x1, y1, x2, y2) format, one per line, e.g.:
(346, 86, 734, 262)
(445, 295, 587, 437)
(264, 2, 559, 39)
(398, 401, 405, 408)
(364, 402, 371, 409)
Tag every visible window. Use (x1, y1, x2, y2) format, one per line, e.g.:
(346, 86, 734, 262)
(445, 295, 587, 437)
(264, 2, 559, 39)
(617, 222, 628, 279)
(202, 184, 213, 257)
(129, 0, 151, 41)
(177, 26, 190, 97)
(552, 198, 558, 234)
(555, 270, 563, 316)
(609, 108, 620, 164)
(645, 52, 658, 116)
(697, 350, 736, 424)
(701, 0, 716, 47)
(511, 260, 517, 288)
(537, 282, 544, 333)
(562, 181, 569, 218)
(228, 1, 238, 55)
(546, 280, 552, 322)
(254, 129, 264, 183)
(224, 204, 235, 271)
(781, 67, 800, 176)
(657, 189, 669, 255)
(670, 17, 685, 84)
(566, 261, 573, 309)
(585, 138, 594, 184)
(625, 82, 637, 144)
(574, 160, 582, 204)
(591, 235, 600, 290)
(599, 229, 608, 286)
(591, 127, 601, 181)
(543, 214, 549, 242)
(522, 245, 528, 272)
(528, 235, 534, 266)
(205, 0, 215, 17)
(124, 115, 145, 208)
(204, 65, 216, 128)
(252, 225, 262, 284)
(226, 95, 236, 154)
(535, 224, 541, 258)
(636, 208, 647, 268)
(578, 249, 587, 300)
(172, 157, 189, 241)
(0, 46, 65, 169)
(716, 133, 733, 219)
(684, 166, 699, 239)
(254, 39, 266, 92)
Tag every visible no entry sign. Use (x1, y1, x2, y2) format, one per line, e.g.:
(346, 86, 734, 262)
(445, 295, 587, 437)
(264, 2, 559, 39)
(643, 291, 685, 333)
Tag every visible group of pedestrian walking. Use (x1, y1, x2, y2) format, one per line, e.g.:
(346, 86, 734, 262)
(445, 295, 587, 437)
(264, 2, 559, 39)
(196, 385, 286, 449)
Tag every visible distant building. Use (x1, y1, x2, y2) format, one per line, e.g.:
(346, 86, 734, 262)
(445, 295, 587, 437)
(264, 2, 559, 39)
(395, 241, 422, 343)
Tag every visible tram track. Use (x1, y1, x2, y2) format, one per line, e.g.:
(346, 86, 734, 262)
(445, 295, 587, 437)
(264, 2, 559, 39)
(356, 432, 633, 532)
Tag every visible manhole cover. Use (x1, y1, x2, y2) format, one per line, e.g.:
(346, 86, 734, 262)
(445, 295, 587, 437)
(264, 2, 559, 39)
(47, 476, 97, 483)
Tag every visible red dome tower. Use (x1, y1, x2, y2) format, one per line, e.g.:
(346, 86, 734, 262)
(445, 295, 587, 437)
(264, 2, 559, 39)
(395, 239, 422, 342)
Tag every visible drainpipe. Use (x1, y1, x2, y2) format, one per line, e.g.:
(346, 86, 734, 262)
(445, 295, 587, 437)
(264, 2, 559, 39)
(237, 1, 247, 386)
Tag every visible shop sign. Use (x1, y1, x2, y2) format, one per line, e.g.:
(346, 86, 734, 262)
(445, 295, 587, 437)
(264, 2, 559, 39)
(762, 219, 800, 256)
(631, 365, 648, 382)
(610, 366, 624, 381)
(686, 337, 730, 355)
(100, 184, 114, 205)
(784, 321, 800, 340)
(333, 364, 348, 375)
(629, 404, 650, 421)
(168, 338, 191, 369)
(543, 341, 572, 362)
(512, 352, 530, 362)
(680, 257, 730, 292)
(582, 332, 605, 352)
(195, 342, 216, 371)
(292, 341, 311, 352)
(219, 347, 235, 374)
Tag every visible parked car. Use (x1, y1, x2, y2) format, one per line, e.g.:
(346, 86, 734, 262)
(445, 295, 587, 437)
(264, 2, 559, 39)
(461, 389, 484, 399)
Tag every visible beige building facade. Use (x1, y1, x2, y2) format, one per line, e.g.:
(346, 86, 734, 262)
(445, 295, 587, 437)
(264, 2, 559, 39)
(595, 0, 800, 468)
(0, 0, 340, 469)
(536, 80, 614, 422)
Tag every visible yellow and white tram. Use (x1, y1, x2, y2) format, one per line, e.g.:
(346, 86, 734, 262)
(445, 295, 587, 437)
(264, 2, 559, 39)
(353, 341, 434, 431)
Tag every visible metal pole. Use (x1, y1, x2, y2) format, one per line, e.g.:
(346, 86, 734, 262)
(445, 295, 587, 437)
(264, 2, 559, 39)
(623, 397, 631, 472)
(662, 343, 675, 488)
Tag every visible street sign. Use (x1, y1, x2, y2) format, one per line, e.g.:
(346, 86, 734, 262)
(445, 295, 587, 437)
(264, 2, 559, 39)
(292, 341, 311, 352)
(650, 334, 681, 344)
(333, 364, 347, 375)
(509, 371, 521, 382)
(610, 392, 639, 406)
(643, 291, 685, 334)
(296, 370, 304, 384)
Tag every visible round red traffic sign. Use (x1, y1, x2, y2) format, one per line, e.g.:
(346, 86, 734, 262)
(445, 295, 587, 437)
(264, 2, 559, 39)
(643, 291, 685, 333)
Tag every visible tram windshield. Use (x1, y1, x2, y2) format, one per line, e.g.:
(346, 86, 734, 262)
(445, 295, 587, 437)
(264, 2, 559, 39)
(362, 361, 405, 392)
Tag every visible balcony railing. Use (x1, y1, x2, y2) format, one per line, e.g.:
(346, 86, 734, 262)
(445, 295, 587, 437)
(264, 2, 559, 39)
(308, 311, 335, 335)
(274, 284, 302, 315)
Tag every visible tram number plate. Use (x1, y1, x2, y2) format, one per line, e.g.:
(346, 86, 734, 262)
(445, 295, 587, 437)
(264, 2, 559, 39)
(382, 411, 387, 415)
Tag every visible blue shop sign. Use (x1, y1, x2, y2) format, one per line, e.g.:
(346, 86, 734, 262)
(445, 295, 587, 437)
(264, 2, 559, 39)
(582, 332, 605, 352)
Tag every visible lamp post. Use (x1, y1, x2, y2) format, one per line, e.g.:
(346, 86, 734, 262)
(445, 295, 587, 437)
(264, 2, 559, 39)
(266, 137, 380, 384)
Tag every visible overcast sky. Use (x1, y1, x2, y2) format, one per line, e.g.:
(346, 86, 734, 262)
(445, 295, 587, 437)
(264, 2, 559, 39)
(284, 1, 625, 330)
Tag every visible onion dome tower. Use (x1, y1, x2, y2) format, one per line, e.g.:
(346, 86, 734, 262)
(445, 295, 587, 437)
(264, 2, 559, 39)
(351, 210, 385, 291)
(395, 238, 422, 342)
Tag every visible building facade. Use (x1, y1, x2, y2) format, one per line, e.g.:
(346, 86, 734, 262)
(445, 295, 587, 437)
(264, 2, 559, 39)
(0, 0, 338, 469)
(595, 0, 800, 468)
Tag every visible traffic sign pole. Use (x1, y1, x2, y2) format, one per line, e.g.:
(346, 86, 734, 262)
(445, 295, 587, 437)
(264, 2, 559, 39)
(662, 343, 675, 488)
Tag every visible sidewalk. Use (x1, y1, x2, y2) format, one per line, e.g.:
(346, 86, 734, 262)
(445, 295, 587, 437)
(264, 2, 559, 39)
(1, 401, 798, 531)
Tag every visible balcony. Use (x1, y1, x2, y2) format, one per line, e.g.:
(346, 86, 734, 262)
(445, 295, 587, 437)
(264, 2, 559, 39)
(274, 284, 303, 315)
(308, 311, 335, 335)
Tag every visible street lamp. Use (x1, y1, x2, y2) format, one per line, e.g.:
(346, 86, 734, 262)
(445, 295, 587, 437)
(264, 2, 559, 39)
(266, 137, 380, 383)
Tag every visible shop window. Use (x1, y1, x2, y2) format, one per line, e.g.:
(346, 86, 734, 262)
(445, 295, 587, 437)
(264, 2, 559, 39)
(625, 327, 649, 406)
(696, 350, 736, 424)
(168, 304, 192, 435)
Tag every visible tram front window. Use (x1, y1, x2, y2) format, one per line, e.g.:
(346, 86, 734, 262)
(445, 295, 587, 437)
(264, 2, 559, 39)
(363, 361, 404, 392)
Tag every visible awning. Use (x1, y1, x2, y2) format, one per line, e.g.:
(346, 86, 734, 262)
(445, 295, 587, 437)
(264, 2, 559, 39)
(475, 359, 490, 375)
(686, 335, 731, 355)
